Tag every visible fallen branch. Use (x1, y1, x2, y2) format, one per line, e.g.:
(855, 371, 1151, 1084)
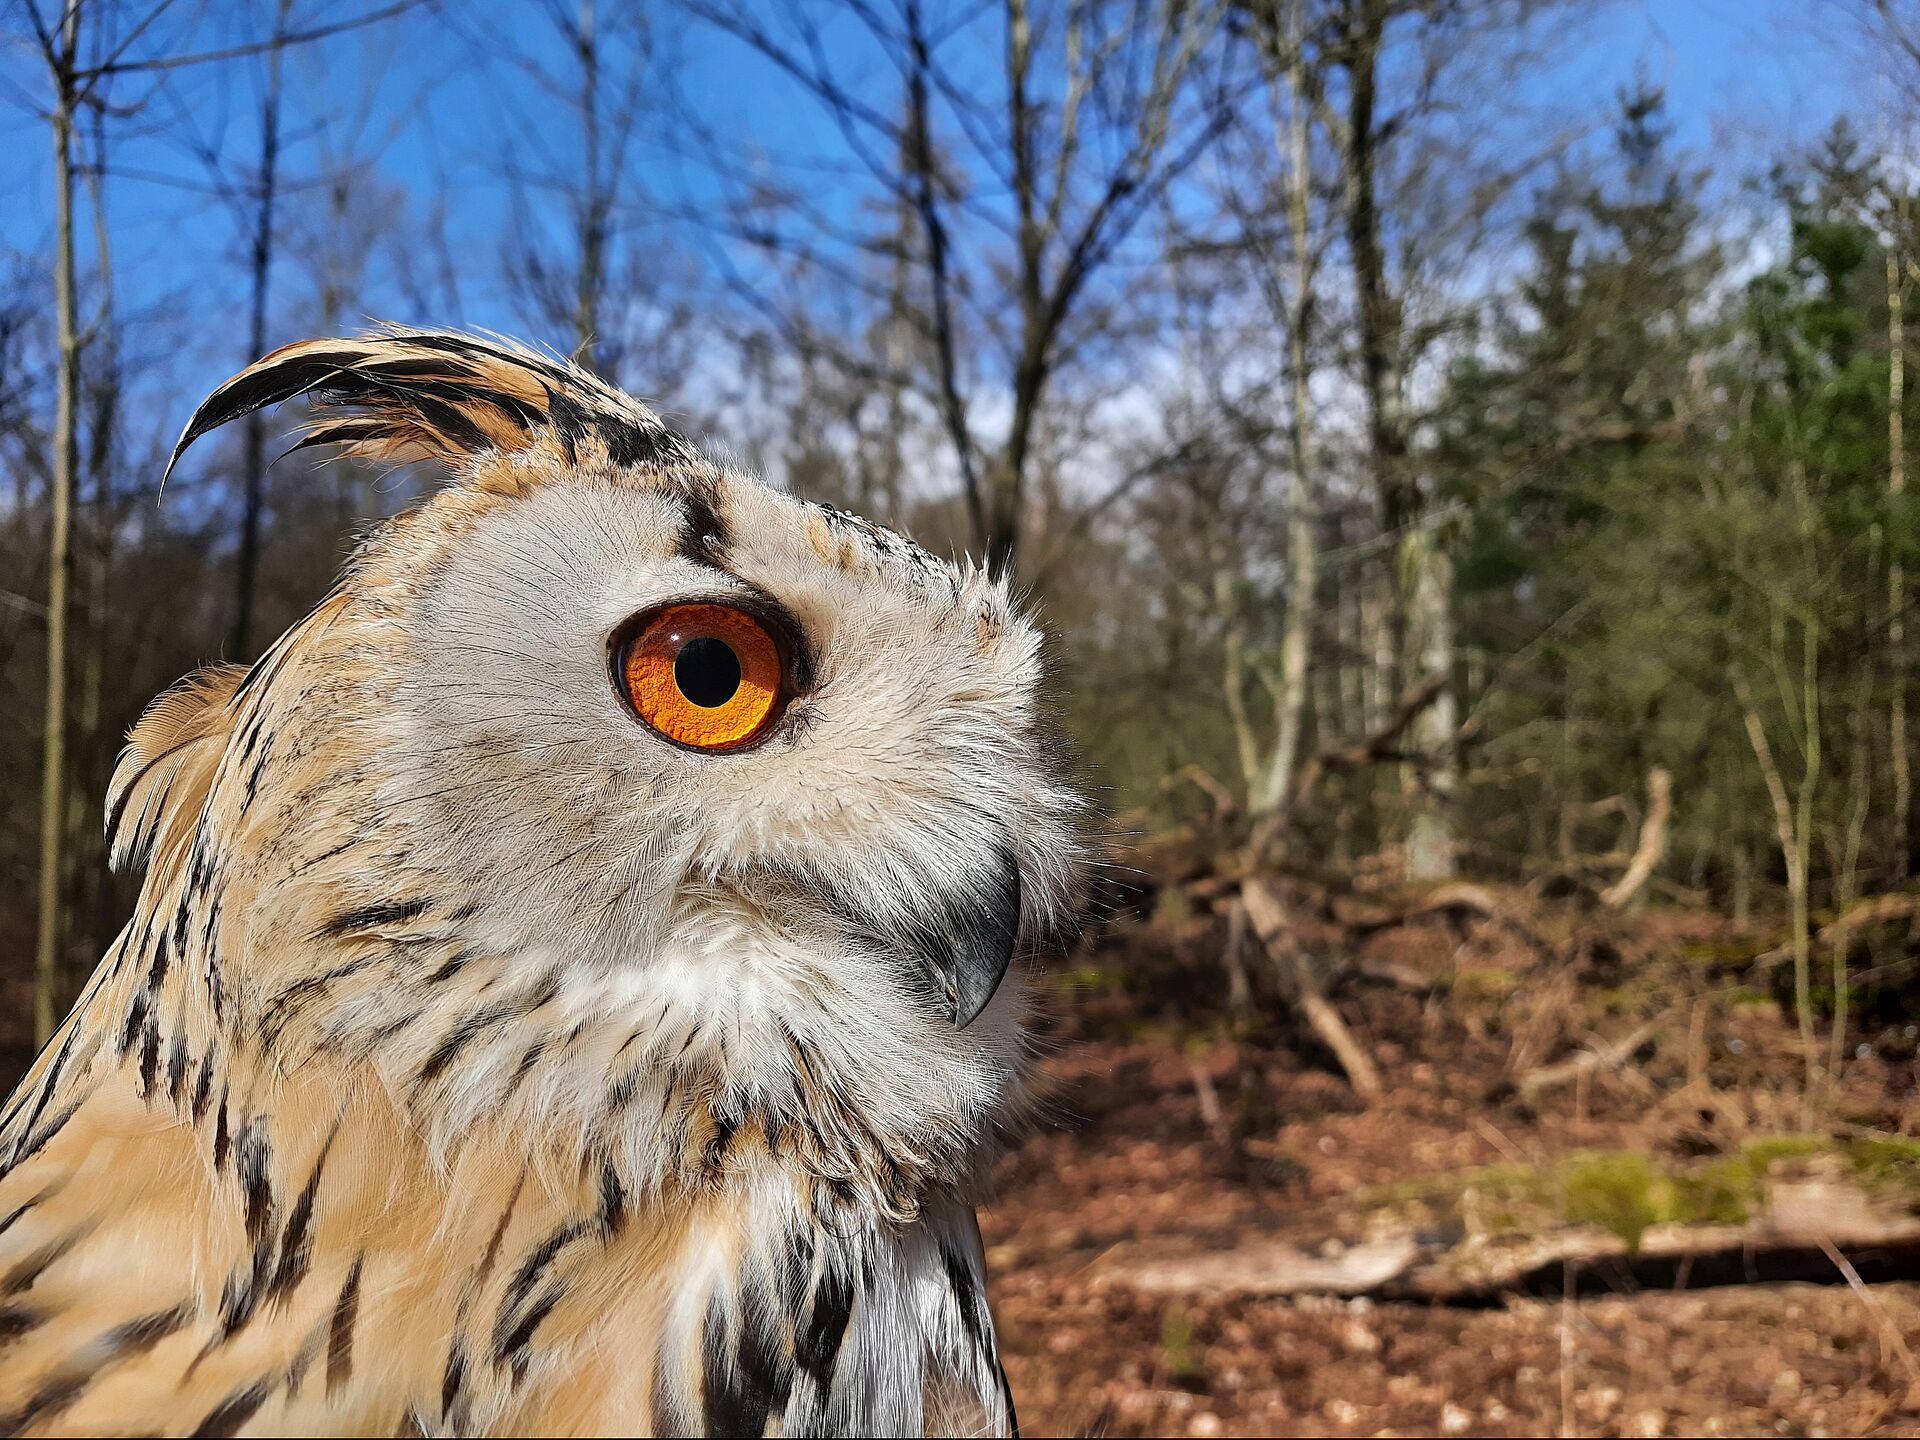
(1251, 677, 1456, 855)
(1751, 890, 1920, 972)
(1286, 674, 1448, 815)
(1600, 766, 1672, 909)
(1184, 1050, 1232, 1148)
(1510, 1013, 1667, 1102)
(1242, 878, 1383, 1101)
(1346, 954, 1436, 992)
(1159, 763, 1240, 821)
(1342, 880, 1554, 954)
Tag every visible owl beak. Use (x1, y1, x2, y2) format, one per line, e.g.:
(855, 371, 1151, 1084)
(825, 844, 1023, 1029)
(918, 845, 1023, 1029)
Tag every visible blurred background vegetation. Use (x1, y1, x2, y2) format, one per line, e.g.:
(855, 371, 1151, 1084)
(7, 0, 1920, 1035)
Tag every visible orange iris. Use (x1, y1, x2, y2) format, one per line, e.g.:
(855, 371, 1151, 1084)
(618, 602, 786, 750)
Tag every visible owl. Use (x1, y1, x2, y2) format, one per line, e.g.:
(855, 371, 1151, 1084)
(0, 330, 1078, 1437)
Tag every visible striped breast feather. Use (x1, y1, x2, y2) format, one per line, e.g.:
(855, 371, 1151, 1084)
(672, 1200, 1017, 1438)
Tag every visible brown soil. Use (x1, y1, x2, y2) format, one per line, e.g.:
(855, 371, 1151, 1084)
(981, 892, 1920, 1437)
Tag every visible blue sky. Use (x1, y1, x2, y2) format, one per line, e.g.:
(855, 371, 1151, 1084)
(0, 0, 1880, 422)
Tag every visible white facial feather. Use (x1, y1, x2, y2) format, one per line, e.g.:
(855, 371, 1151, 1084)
(338, 463, 1076, 1200)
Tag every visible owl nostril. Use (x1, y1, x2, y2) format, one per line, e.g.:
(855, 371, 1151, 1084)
(673, 636, 742, 708)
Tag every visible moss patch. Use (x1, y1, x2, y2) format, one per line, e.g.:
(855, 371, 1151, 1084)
(1845, 1136, 1920, 1186)
(1344, 1133, 1920, 1253)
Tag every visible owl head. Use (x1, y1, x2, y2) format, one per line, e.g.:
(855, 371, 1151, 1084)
(118, 330, 1079, 1217)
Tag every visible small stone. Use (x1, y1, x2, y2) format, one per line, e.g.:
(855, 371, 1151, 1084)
(1440, 1402, 1472, 1433)
(1325, 1398, 1361, 1425)
(1627, 1410, 1665, 1438)
(1190, 1414, 1223, 1438)
(1586, 1386, 1623, 1421)
(1340, 1319, 1381, 1355)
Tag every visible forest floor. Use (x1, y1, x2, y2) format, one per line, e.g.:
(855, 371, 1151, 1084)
(984, 881, 1920, 1437)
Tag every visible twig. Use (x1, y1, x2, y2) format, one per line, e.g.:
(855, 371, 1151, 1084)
(0, 589, 50, 619)
(1600, 767, 1672, 909)
(1817, 1236, 1920, 1405)
(1159, 763, 1240, 821)
(1221, 899, 1252, 1021)
(1185, 1049, 1232, 1149)
(1515, 1015, 1667, 1102)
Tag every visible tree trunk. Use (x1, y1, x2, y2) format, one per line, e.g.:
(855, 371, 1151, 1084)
(1404, 535, 1457, 878)
(231, 0, 291, 658)
(1890, 249, 1909, 880)
(1335, 0, 1455, 876)
(1253, 1, 1319, 821)
(1737, 671, 1820, 1117)
(35, 1, 82, 1046)
(574, 0, 604, 368)
(1218, 568, 1262, 798)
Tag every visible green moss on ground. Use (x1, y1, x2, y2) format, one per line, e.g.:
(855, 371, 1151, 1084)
(1345, 1133, 1920, 1253)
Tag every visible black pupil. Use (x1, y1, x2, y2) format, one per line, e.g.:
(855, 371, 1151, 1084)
(674, 635, 742, 708)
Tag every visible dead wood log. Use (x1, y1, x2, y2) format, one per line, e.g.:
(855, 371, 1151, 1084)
(1600, 767, 1673, 909)
(1114, 1235, 1421, 1298)
(1100, 1175, 1920, 1304)
(1242, 878, 1383, 1102)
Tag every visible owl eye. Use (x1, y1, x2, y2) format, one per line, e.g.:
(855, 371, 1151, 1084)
(615, 602, 790, 751)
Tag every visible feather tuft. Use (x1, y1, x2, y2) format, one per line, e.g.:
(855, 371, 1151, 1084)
(162, 327, 699, 489)
(105, 664, 246, 874)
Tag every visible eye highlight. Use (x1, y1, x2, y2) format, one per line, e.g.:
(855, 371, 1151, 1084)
(615, 602, 789, 751)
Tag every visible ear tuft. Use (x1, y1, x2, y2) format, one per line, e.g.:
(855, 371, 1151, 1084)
(163, 328, 699, 488)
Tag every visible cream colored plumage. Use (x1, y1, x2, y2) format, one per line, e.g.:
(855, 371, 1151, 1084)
(0, 331, 1077, 1437)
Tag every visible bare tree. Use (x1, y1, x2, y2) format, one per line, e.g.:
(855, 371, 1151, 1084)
(1891, 240, 1910, 877)
(683, 0, 1236, 572)
(16, 0, 416, 1039)
(232, 0, 296, 657)
(1278, 0, 1572, 876)
(468, 0, 690, 383)
(23, 0, 85, 1044)
(1249, 0, 1322, 822)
